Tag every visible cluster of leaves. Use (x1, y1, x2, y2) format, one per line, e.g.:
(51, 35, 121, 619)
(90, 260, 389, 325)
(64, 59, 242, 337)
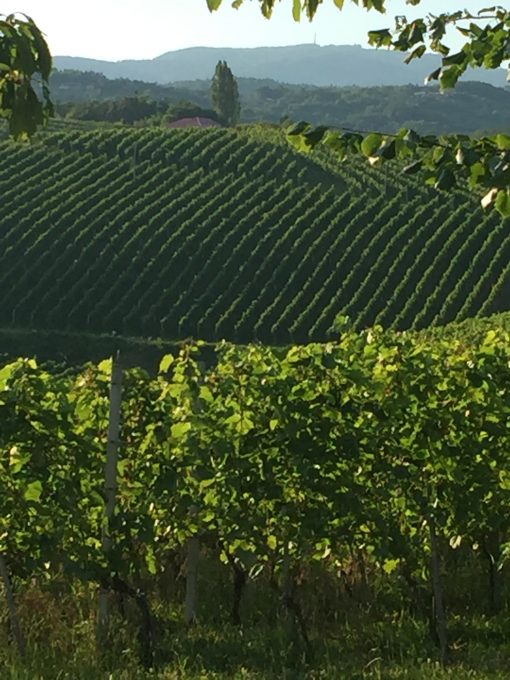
(363, 6, 510, 213)
(0, 13, 53, 138)
(206, 0, 388, 20)
(287, 121, 510, 216)
(368, 6, 510, 88)
(2, 329, 510, 617)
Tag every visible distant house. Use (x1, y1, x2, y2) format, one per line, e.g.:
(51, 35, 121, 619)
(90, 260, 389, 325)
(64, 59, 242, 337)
(166, 116, 222, 129)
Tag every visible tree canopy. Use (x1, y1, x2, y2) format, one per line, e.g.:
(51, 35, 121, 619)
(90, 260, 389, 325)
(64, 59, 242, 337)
(211, 60, 241, 125)
(207, 1, 510, 215)
(0, 13, 52, 138)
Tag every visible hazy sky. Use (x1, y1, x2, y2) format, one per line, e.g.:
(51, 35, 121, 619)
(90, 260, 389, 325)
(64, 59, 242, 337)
(4, 0, 490, 61)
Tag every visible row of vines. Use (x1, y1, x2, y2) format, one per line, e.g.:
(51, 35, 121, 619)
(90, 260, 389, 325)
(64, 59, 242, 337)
(1, 126, 509, 344)
(2, 328, 510, 664)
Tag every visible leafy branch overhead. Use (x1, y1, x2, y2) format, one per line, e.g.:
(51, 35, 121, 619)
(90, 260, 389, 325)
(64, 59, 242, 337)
(207, 1, 390, 20)
(367, 7, 510, 89)
(0, 13, 53, 138)
(286, 123, 510, 217)
(206, 1, 510, 216)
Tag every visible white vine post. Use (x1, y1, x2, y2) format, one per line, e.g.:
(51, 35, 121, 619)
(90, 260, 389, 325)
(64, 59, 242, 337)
(98, 353, 123, 633)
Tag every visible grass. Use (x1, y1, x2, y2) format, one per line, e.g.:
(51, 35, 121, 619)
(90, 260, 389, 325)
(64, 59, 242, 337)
(2, 556, 510, 679)
(2, 592, 510, 679)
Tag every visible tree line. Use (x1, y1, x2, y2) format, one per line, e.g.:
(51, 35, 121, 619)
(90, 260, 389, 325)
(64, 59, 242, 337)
(52, 71, 510, 138)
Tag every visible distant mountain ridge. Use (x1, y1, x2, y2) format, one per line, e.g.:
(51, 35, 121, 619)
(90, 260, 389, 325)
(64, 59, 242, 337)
(54, 44, 508, 88)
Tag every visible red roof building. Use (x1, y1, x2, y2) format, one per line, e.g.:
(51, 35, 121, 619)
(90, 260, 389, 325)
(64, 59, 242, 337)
(167, 117, 222, 129)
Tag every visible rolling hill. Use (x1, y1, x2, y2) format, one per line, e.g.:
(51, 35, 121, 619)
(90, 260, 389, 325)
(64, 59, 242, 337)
(2, 124, 509, 347)
(50, 69, 510, 137)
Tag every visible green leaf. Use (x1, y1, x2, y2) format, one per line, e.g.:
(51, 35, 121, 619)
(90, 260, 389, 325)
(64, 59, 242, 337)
(382, 558, 400, 574)
(28, 20, 52, 81)
(171, 422, 192, 439)
(442, 51, 466, 67)
(9, 446, 30, 473)
(368, 29, 392, 48)
(202, 510, 216, 523)
(199, 385, 214, 402)
(439, 65, 463, 90)
(425, 67, 441, 85)
(495, 190, 510, 218)
(267, 535, 277, 550)
(469, 162, 487, 188)
(405, 45, 426, 64)
(145, 546, 157, 575)
(206, 0, 222, 10)
(0, 363, 14, 389)
(98, 358, 112, 375)
(159, 354, 174, 373)
(361, 133, 382, 157)
(24, 480, 43, 502)
(495, 134, 510, 150)
(499, 470, 510, 490)
(292, 0, 301, 21)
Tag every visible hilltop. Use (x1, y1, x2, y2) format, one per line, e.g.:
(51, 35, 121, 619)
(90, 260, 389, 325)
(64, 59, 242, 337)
(1, 124, 509, 351)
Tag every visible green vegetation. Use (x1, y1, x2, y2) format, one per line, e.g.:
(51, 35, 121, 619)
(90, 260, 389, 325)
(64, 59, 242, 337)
(3, 615, 510, 678)
(3, 2, 510, 678)
(2, 328, 510, 676)
(51, 71, 510, 137)
(419, 311, 510, 343)
(0, 13, 52, 138)
(211, 61, 240, 126)
(275, 4, 510, 215)
(1, 124, 509, 348)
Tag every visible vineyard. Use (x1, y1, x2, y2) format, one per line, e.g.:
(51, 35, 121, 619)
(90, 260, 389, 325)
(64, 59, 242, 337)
(4, 120, 510, 677)
(2, 328, 510, 676)
(1, 124, 509, 348)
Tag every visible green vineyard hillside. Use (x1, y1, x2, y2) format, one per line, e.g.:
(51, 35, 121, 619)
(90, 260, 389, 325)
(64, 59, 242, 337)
(2, 124, 510, 345)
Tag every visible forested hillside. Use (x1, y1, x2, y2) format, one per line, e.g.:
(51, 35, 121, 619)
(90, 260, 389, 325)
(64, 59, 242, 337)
(52, 70, 510, 135)
(2, 124, 509, 346)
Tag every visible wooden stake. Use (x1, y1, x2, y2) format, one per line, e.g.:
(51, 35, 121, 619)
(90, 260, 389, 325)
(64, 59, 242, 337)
(0, 553, 25, 658)
(98, 353, 123, 633)
(184, 362, 206, 626)
(428, 513, 448, 666)
(184, 534, 200, 625)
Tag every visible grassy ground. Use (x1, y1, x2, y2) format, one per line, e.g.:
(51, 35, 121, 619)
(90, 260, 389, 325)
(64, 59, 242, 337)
(2, 555, 510, 679)
(2, 594, 510, 679)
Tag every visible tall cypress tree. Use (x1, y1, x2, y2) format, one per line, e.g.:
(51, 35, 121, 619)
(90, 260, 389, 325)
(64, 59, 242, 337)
(210, 60, 241, 126)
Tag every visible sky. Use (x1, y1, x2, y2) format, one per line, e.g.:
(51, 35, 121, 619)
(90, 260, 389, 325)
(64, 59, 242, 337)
(3, 0, 491, 61)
